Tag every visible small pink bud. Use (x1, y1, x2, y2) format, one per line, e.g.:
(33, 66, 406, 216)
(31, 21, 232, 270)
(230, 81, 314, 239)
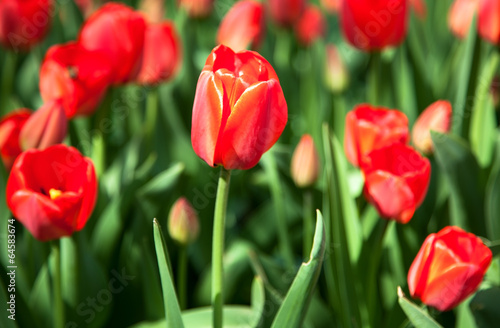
(291, 134, 320, 188)
(411, 100, 452, 154)
(20, 100, 68, 151)
(325, 44, 349, 93)
(168, 197, 200, 245)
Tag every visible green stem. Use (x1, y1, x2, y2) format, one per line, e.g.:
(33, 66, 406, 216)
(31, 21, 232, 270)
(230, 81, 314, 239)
(368, 52, 381, 105)
(178, 246, 187, 310)
(212, 167, 231, 328)
(303, 190, 314, 258)
(332, 93, 347, 143)
(145, 87, 159, 142)
(51, 240, 64, 328)
(0, 51, 17, 115)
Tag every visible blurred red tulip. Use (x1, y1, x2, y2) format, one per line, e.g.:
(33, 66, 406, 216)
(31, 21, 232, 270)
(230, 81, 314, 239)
(191, 45, 288, 170)
(344, 104, 409, 167)
(0, 0, 52, 50)
(408, 226, 492, 311)
(178, 0, 214, 18)
(291, 134, 320, 188)
(361, 143, 431, 224)
(6, 144, 97, 241)
(168, 197, 200, 245)
(410, 0, 427, 19)
(0, 109, 31, 170)
(448, 0, 479, 39)
(20, 101, 67, 151)
(136, 21, 182, 85)
(267, 0, 306, 27)
(216, 0, 265, 52)
(294, 5, 326, 46)
(78, 2, 146, 85)
(321, 0, 340, 14)
(412, 100, 452, 154)
(478, 0, 500, 44)
(324, 44, 349, 93)
(341, 0, 408, 51)
(39, 42, 113, 118)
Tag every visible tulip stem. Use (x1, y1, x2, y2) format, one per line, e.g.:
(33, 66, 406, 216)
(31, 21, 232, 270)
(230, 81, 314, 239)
(212, 167, 231, 328)
(303, 190, 314, 258)
(178, 246, 187, 310)
(51, 240, 64, 328)
(368, 52, 381, 106)
(145, 87, 159, 143)
(0, 51, 17, 116)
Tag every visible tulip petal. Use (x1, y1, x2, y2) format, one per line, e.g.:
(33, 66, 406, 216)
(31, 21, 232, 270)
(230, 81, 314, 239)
(408, 234, 437, 297)
(75, 158, 98, 230)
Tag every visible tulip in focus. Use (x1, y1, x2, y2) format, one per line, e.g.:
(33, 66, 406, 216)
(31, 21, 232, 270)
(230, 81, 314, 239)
(19, 101, 67, 151)
(478, 0, 500, 45)
(408, 226, 492, 311)
(344, 104, 409, 167)
(178, 0, 214, 18)
(411, 100, 452, 154)
(78, 3, 146, 84)
(216, 0, 265, 52)
(0, 109, 31, 170)
(291, 134, 320, 188)
(294, 5, 326, 46)
(6, 144, 97, 241)
(191, 45, 288, 170)
(39, 42, 113, 118)
(267, 0, 306, 27)
(341, 0, 408, 51)
(0, 0, 52, 50)
(448, 0, 479, 39)
(168, 197, 200, 245)
(136, 21, 182, 85)
(324, 44, 349, 93)
(361, 143, 431, 224)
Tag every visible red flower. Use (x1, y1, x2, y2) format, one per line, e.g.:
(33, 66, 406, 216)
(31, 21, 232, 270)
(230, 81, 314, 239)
(408, 226, 492, 311)
(6, 144, 97, 241)
(216, 0, 266, 52)
(267, 0, 306, 27)
(191, 45, 288, 170)
(448, 0, 479, 39)
(78, 3, 146, 85)
(0, 109, 31, 170)
(39, 42, 113, 118)
(341, 0, 408, 51)
(361, 143, 430, 224)
(0, 0, 52, 50)
(136, 21, 182, 85)
(411, 100, 452, 154)
(294, 5, 326, 46)
(344, 104, 409, 167)
(478, 0, 500, 45)
(178, 0, 214, 18)
(291, 134, 320, 188)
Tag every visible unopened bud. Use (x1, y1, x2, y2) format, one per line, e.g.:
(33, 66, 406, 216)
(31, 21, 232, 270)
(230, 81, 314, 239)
(168, 197, 200, 245)
(411, 100, 452, 154)
(324, 44, 349, 93)
(291, 134, 320, 188)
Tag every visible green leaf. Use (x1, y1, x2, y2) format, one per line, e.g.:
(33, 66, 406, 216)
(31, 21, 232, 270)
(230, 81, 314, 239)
(28, 262, 52, 328)
(270, 210, 326, 328)
(485, 132, 500, 241)
(470, 287, 500, 328)
(0, 277, 18, 328)
(153, 219, 184, 328)
(397, 287, 443, 328)
(183, 306, 259, 328)
(138, 163, 185, 197)
(0, 161, 11, 268)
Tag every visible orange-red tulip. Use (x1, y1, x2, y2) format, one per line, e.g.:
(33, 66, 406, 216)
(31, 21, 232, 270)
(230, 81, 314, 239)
(0, 0, 52, 50)
(39, 42, 113, 118)
(267, 0, 306, 27)
(411, 100, 452, 154)
(178, 0, 214, 18)
(78, 3, 146, 84)
(448, 0, 479, 39)
(136, 21, 182, 85)
(290, 134, 320, 188)
(191, 45, 288, 170)
(361, 143, 431, 224)
(216, 0, 265, 52)
(408, 226, 492, 311)
(294, 5, 326, 46)
(478, 0, 500, 44)
(341, 0, 408, 51)
(0, 109, 31, 170)
(6, 144, 97, 241)
(344, 104, 409, 167)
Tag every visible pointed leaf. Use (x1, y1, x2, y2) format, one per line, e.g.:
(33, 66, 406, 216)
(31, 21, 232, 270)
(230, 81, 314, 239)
(397, 287, 443, 328)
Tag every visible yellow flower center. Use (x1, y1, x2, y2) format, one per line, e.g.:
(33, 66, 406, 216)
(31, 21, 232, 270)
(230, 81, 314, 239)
(49, 188, 63, 200)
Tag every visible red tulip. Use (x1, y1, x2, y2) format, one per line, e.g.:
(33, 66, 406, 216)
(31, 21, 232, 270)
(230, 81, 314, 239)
(291, 134, 320, 188)
(6, 144, 97, 241)
(216, 0, 265, 52)
(478, 0, 500, 45)
(361, 143, 431, 224)
(341, 0, 408, 51)
(136, 22, 182, 85)
(191, 45, 288, 170)
(267, 0, 306, 27)
(0, 0, 52, 50)
(448, 0, 479, 39)
(0, 109, 31, 170)
(78, 3, 146, 85)
(39, 42, 113, 118)
(411, 100, 452, 154)
(178, 0, 214, 18)
(408, 226, 492, 311)
(294, 5, 326, 46)
(344, 104, 409, 167)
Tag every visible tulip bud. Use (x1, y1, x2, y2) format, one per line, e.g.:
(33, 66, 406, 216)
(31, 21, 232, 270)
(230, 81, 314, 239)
(0, 109, 32, 170)
(168, 197, 200, 245)
(478, 0, 500, 45)
(294, 5, 326, 46)
(324, 44, 349, 93)
(448, 0, 479, 39)
(291, 134, 320, 188)
(178, 0, 214, 18)
(320, 0, 340, 14)
(408, 226, 492, 312)
(20, 101, 68, 151)
(410, 0, 427, 19)
(411, 100, 452, 154)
